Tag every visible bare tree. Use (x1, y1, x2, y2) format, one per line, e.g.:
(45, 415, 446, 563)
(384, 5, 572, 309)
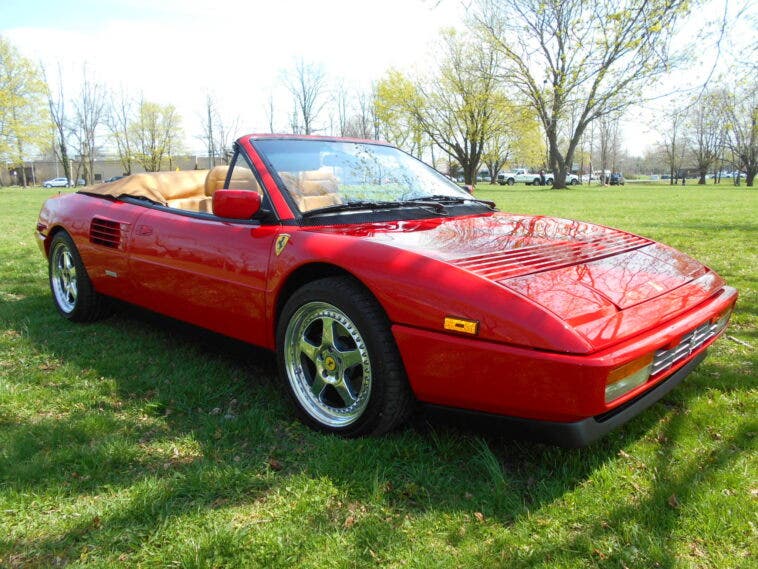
(265, 94, 276, 134)
(662, 110, 689, 184)
(105, 88, 134, 175)
(284, 59, 328, 135)
(334, 80, 350, 137)
(723, 84, 757, 186)
(689, 90, 726, 184)
(199, 95, 239, 168)
(474, 0, 692, 188)
(597, 115, 621, 184)
(41, 64, 73, 184)
(71, 66, 106, 184)
(202, 95, 217, 168)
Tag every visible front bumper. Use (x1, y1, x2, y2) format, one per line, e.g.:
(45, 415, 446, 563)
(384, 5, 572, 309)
(392, 286, 736, 440)
(423, 350, 706, 447)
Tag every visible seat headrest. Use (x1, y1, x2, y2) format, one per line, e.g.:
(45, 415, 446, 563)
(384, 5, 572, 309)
(204, 166, 229, 196)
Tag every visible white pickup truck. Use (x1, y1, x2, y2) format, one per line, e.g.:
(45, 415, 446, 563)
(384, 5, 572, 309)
(497, 169, 580, 186)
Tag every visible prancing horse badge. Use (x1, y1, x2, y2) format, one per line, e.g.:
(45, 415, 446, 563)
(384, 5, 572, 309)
(275, 234, 291, 256)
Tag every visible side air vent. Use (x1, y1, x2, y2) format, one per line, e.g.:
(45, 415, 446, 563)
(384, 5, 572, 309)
(89, 218, 125, 249)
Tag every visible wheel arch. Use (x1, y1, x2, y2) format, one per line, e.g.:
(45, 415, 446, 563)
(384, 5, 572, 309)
(44, 225, 70, 257)
(273, 262, 383, 340)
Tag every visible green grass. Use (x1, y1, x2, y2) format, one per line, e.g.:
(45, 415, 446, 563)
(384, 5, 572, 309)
(1, 184, 756, 568)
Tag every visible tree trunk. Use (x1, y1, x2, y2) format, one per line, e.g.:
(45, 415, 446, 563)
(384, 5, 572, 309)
(747, 169, 756, 187)
(462, 161, 476, 186)
(60, 144, 71, 182)
(698, 170, 706, 185)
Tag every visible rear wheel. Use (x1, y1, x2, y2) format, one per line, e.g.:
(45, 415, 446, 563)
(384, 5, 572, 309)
(49, 232, 110, 322)
(276, 276, 413, 436)
(506, 178, 515, 186)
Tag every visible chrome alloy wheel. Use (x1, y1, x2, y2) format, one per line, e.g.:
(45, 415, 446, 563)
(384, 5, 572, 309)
(51, 241, 78, 313)
(284, 301, 372, 427)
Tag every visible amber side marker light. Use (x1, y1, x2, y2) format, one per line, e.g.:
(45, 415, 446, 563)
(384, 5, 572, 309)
(605, 353, 654, 403)
(443, 317, 479, 335)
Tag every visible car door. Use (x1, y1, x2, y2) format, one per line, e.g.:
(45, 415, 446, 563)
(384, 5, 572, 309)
(126, 154, 280, 349)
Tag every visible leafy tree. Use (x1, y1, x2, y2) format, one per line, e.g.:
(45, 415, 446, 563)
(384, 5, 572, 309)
(474, 0, 693, 188)
(375, 30, 507, 185)
(375, 70, 426, 157)
(0, 36, 50, 186)
(131, 100, 183, 172)
(483, 104, 542, 180)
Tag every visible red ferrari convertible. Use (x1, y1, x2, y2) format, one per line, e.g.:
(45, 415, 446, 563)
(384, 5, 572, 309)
(36, 135, 737, 445)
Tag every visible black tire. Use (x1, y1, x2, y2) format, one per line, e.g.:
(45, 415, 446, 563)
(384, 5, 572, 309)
(48, 231, 110, 322)
(276, 276, 414, 437)
(507, 178, 515, 186)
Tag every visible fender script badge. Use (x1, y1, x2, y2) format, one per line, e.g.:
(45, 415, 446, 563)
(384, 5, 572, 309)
(275, 234, 291, 256)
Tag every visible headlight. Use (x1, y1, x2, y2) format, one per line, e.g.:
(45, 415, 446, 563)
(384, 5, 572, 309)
(605, 354, 653, 403)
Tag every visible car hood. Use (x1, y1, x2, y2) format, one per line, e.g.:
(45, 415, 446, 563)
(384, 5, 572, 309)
(310, 213, 723, 349)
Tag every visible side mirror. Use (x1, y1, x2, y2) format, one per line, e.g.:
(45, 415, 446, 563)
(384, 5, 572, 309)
(462, 184, 474, 194)
(213, 189, 262, 219)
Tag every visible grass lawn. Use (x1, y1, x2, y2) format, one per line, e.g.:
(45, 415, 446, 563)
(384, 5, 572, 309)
(1, 183, 756, 568)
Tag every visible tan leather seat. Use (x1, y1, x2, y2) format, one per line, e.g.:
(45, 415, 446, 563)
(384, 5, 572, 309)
(204, 166, 229, 196)
(280, 168, 343, 212)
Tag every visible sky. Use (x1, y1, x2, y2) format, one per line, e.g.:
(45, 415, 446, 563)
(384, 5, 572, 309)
(2, 0, 755, 158)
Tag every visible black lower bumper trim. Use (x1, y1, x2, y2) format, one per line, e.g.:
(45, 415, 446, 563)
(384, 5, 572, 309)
(422, 350, 707, 447)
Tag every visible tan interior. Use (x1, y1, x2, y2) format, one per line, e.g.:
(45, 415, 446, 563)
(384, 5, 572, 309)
(85, 166, 340, 215)
(279, 167, 343, 212)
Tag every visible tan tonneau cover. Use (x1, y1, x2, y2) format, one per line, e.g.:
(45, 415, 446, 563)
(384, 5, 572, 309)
(83, 170, 211, 206)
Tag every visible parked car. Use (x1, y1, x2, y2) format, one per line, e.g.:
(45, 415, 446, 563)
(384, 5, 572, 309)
(104, 175, 126, 183)
(498, 169, 580, 186)
(36, 134, 737, 446)
(42, 177, 70, 188)
(609, 173, 625, 185)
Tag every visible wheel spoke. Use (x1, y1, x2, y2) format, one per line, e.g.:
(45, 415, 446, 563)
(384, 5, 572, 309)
(339, 348, 363, 370)
(310, 375, 327, 399)
(334, 380, 357, 407)
(321, 317, 336, 350)
(300, 338, 319, 364)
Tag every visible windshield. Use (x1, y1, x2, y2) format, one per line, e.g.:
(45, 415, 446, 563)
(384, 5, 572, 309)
(254, 139, 472, 214)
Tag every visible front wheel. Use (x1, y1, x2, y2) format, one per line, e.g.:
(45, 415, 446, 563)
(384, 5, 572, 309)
(49, 232, 110, 322)
(276, 276, 413, 437)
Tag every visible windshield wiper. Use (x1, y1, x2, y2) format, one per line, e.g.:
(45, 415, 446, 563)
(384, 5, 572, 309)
(300, 199, 446, 218)
(403, 194, 498, 209)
